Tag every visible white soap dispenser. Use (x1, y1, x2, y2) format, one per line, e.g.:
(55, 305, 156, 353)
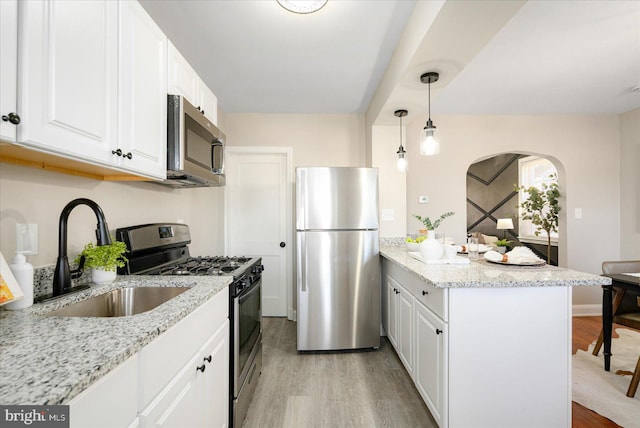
(5, 252, 34, 310)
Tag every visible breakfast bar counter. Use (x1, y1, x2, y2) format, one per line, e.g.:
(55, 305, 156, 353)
(379, 245, 610, 428)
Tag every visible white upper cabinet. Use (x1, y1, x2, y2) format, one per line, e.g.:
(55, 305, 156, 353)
(118, 0, 167, 179)
(17, 0, 118, 164)
(0, 0, 18, 143)
(168, 42, 218, 125)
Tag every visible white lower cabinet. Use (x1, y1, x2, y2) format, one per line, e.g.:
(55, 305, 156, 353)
(381, 257, 572, 428)
(69, 288, 229, 428)
(415, 301, 447, 427)
(139, 321, 229, 428)
(69, 354, 139, 428)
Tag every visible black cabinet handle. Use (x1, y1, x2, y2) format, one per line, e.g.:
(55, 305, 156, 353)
(2, 112, 20, 125)
(112, 149, 122, 157)
(394, 289, 400, 294)
(422, 290, 428, 295)
(436, 329, 443, 335)
(204, 355, 212, 363)
(123, 152, 133, 160)
(196, 364, 206, 373)
(280, 242, 286, 248)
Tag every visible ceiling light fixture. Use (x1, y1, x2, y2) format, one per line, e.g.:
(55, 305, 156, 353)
(394, 109, 408, 172)
(277, 0, 327, 14)
(420, 71, 440, 156)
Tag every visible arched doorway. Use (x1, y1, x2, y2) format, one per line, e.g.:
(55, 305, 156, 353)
(466, 152, 565, 266)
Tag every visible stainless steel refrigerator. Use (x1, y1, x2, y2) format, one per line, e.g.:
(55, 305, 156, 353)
(296, 167, 381, 351)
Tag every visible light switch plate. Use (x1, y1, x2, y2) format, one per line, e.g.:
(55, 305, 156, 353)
(381, 209, 394, 221)
(16, 224, 38, 255)
(419, 196, 429, 204)
(574, 208, 582, 219)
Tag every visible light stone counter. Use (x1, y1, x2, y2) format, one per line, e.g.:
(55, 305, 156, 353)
(0, 275, 231, 405)
(380, 246, 611, 288)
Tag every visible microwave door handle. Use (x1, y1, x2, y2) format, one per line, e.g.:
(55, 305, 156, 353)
(211, 141, 223, 175)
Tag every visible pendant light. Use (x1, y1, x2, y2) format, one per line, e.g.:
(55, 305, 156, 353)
(420, 72, 440, 156)
(394, 109, 408, 172)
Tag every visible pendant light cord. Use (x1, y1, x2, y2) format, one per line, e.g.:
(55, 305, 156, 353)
(428, 80, 431, 121)
(399, 115, 403, 149)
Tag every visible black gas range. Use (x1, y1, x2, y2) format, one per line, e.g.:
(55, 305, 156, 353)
(115, 223, 263, 428)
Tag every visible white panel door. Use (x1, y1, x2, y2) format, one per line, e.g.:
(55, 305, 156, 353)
(226, 149, 291, 317)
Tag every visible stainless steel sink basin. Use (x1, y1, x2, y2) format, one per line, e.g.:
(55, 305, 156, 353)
(45, 287, 189, 317)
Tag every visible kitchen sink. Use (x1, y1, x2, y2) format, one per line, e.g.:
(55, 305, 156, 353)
(45, 286, 190, 318)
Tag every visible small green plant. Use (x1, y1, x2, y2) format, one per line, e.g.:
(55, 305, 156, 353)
(515, 173, 560, 263)
(74, 240, 128, 272)
(494, 238, 512, 247)
(413, 211, 455, 230)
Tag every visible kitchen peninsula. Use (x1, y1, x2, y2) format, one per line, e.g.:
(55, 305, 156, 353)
(380, 245, 610, 428)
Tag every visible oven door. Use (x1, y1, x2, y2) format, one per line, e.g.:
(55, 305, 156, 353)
(234, 278, 262, 396)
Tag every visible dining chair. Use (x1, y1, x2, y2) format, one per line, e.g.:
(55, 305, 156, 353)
(593, 260, 640, 397)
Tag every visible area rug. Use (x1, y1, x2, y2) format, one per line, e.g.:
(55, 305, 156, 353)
(573, 328, 640, 427)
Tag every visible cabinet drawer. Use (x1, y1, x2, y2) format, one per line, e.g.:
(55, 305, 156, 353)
(414, 282, 446, 321)
(138, 288, 228, 409)
(382, 258, 448, 321)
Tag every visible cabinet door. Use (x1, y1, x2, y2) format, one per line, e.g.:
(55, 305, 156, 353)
(396, 283, 414, 375)
(118, 0, 167, 179)
(415, 302, 447, 427)
(197, 79, 218, 125)
(167, 41, 198, 105)
(18, 0, 117, 164)
(200, 321, 229, 428)
(0, 0, 18, 142)
(385, 276, 398, 349)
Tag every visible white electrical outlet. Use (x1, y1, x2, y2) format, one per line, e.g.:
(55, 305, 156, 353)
(574, 208, 582, 219)
(419, 196, 429, 204)
(381, 209, 394, 221)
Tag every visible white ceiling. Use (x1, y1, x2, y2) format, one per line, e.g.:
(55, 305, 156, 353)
(141, 0, 640, 118)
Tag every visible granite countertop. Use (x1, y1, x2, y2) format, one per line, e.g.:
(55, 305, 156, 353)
(0, 275, 231, 406)
(380, 246, 611, 288)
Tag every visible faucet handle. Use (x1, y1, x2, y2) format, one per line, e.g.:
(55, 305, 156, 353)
(71, 255, 86, 279)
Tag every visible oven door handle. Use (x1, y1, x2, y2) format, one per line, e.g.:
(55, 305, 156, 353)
(238, 278, 261, 303)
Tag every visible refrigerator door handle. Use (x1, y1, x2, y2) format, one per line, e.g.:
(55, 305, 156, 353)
(300, 233, 307, 292)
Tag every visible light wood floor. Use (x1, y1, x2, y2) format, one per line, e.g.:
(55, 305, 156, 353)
(243, 316, 626, 428)
(243, 317, 437, 428)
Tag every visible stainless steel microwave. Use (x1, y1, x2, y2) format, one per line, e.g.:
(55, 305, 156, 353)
(163, 94, 225, 188)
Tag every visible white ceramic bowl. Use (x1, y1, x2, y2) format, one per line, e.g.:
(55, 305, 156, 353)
(406, 242, 420, 252)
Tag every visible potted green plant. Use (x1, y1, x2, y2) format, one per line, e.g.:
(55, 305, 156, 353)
(494, 238, 512, 254)
(413, 211, 455, 233)
(515, 173, 560, 264)
(74, 240, 128, 284)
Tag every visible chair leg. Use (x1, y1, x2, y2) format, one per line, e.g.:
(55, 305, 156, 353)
(627, 355, 640, 398)
(592, 331, 604, 356)
(592, 287, 626, 356)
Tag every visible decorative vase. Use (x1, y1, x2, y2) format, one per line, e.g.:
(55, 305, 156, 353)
(91, 268, 117, 285)
(419, 230, 443, 261)
(496, 246, 507, 254)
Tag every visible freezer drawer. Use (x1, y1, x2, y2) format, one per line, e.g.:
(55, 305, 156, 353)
(297, 230, 380, 351)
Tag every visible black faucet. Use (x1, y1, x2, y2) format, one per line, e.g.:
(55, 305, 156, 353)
(52, 198, 112, 296)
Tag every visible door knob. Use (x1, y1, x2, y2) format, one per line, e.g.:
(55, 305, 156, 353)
(1, 112, 20, 125)
(280, 242, 286, 248)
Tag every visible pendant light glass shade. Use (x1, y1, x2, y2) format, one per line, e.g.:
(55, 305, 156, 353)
(277, 0, 327, 14)
(394, 109, 408, 172)
(420, 72, 440, 156)
(420, 120, 439, 156)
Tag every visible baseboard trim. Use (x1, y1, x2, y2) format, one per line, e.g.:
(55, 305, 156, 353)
(572, 304, 602, 317)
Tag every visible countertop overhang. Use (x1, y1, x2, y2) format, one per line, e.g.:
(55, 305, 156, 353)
(0, 275, 231, 406)
(380, 246, 611, 288)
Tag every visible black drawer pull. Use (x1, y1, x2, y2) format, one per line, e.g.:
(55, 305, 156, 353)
(436, 329, 443, 335)
(196, 364, 206, 373)
(422, 290, 428, 295)
(204, 355, 212, 363)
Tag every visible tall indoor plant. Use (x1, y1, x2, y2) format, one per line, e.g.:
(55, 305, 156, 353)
(516, 174, 560, 264)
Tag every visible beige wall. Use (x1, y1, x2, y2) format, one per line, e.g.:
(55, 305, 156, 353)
(0, 164, 225, 267)
(372, 125, 407, 237)
(222, 113, 366, 168)
(399, 114, 622, 306)
(619, 108, 640, 259)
